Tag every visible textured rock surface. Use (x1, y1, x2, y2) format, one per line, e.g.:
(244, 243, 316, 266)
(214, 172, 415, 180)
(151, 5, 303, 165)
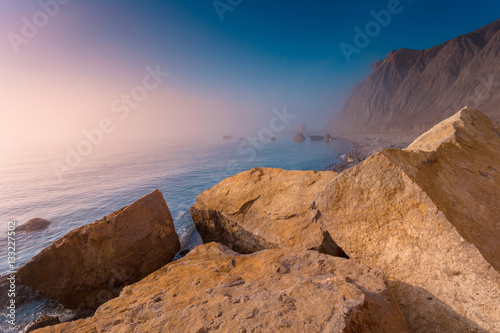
(15, 218, 51, 232)
(24, 315, 61, 333)
(37, 243, 409, 333)
(318, 108, 500, 332)
(191, 168, 344, 255)
(18, 189, 180, 310)
(330, 19, 500, 134)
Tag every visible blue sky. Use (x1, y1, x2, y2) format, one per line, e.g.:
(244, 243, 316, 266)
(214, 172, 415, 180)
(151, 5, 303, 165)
(0, 0, 498, 150)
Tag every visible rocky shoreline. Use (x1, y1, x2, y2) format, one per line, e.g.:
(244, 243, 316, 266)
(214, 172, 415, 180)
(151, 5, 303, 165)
(329, 133, 419, 172)
(8, 107, 500, 332)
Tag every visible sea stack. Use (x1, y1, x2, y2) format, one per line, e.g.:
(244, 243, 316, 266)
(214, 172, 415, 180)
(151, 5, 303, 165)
(293, 132, 306, 142)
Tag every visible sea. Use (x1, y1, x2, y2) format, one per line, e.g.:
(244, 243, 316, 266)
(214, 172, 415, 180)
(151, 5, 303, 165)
(0, 135, 350, 331)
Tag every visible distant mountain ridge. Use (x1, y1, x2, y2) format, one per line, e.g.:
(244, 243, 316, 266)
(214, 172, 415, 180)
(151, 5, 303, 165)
(329, 19, 500, 135)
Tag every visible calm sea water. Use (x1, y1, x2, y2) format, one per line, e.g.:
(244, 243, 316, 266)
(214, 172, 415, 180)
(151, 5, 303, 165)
(0, 135, 349, 330)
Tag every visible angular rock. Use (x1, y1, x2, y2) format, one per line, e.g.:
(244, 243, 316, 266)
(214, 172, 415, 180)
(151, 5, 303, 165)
(294, 132, 306, 142)
(18, 189, 180, 310)
(191, 167, 344, 255)
(37, 243, 410, 333)
(15, 218, 51, 233)
(317, 108, 500, 332)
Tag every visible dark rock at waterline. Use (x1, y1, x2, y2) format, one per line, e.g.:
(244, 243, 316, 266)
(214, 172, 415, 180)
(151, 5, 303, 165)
(325, 133, 333, 141)
(270, 137, 276, 141)
(23, 315, 61, 333)
(293, 132, 306, 142)
(15, 218, 51, 233)
(0, 275, 45, 308)
(17, 189, 180, 311)
(309, 135, 324, 141)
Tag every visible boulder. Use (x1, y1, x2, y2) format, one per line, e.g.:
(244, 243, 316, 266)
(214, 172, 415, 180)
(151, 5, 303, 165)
(191, 167, 344, 256)
(18, 189, 180, 310)
(37, 243, 410, 333)
(293, 132, 306, 142)
(325, 133, 333, 141)
(316, 107, 500, 332)
(15, 218, 51, 232)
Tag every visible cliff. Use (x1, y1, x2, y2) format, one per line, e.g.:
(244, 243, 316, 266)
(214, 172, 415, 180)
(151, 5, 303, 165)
(329, 19, 500, 135)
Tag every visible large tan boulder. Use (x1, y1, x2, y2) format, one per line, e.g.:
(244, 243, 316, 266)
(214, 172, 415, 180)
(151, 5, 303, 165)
(316, 107, 500, 332)
(191, 168, 344, 256)
(36, 243, 410, 333)
(18, 189, 180, 310)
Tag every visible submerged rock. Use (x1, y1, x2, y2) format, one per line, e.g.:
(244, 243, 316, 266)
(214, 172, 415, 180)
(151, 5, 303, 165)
(293, 132, 306, 142)
(18, 189, 180, 310)
(15, 218, 51, 233)
(38, 243, 410, 333)
(316, 107, 500, 333)
(310, 135, 324, 141)
(191, 167, 344, 256)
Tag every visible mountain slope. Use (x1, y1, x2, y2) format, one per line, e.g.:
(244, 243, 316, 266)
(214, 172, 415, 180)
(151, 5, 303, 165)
(329, 19, 500, 135)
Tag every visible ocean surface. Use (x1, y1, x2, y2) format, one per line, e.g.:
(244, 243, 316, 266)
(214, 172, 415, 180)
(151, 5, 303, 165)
(0, 135, 350, 331)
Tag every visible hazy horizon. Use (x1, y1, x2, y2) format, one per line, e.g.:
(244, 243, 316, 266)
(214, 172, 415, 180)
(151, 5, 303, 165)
(1, 0, 499, 155)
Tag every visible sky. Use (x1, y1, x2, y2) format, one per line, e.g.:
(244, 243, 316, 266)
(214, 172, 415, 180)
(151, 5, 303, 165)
(0, 0, 499, 154)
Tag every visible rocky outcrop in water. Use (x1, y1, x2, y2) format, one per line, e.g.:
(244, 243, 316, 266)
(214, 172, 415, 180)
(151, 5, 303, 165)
(191, 168, 344, 256)
(329, 19, 500, 135)
(17, 189, 180, 310)
(293, 132, 306, 142)
(37, 243, 409, 333)
(15, 218, 51, 233)
(318, 107, 500, 332)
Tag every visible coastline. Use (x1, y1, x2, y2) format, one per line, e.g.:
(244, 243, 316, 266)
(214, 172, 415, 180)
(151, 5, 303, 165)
(330, 133, 419, 172)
